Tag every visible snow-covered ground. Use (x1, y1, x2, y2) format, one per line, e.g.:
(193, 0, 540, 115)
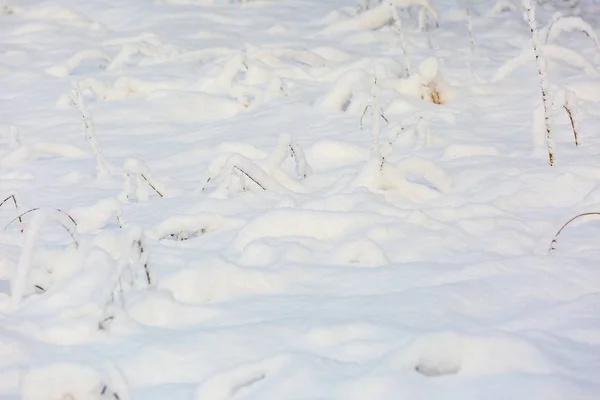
(1, 0, 600, 398)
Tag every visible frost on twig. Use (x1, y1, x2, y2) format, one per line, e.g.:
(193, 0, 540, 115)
(70, 84, 112, 178)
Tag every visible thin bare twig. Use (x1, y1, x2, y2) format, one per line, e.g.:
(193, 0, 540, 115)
(360, 105, 372, 130)
(0, 194, 23, 232)
(563, 104, 579, 146)
(549, 212, 600, 251)
(139, 173, 164, 198)
(201, 176, 212, 192)
(233, 166, 266, 191)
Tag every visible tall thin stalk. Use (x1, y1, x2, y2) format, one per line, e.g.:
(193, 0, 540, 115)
(523, 0, 555, 166)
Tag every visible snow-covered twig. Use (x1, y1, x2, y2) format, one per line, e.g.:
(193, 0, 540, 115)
(390, 1, 411, 76)
(493, 44, 599, 82)
(10, 212, 44, 308)
(466, 2, 475, 54)
(288, 139, 312, 179)
(98, 226, 151, 330)
(9, 208, 79, 308)
(523, 0, 555, 166)
(70, 84, 112, 178)
(545, 15, 600, 57)
(360, 78, 389, 171)
(224, 154, 292, 194)
(120, 159, 167, 202)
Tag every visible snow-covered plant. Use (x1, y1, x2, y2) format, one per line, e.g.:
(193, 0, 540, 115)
(202, 135, 310, 196)
(0, 192, 23, 232)
(523, 0, 555, 166)
(387, 116, 425, 150)
(390, 1, 411, 76)
(538, 0, 579, 9)
(6, 207, 79, 245)
(544, 14, 600, 57)
(392, 0, 439, 29)
(493, 44, 599, 81)
(360, 78, 389, 170)
(388, 57, 450, 104)
(8, 208, 79, 308)
(99, 226, 151, 330)
(119, 159, 166, 202)
(70, 84, 112, 178)
(417, 58, 447, 104)
(262, 133, 312, 180)
(323, 0, 438, 35)
(466, 1, 475, 54)
(563, 89, 580, 146)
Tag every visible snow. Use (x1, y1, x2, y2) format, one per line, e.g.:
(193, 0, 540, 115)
(1, 0, 600, 398)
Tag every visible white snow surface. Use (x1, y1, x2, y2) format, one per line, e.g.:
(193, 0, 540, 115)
(1, 0, 600, 399)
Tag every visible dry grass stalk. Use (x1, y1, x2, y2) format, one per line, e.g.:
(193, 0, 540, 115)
(0, 194, 23, 232)
(523, 0, 555, 166)
(563, 103, 579, 146)
(5, 208, 79, 247)
(549, 212, 600, 251)
(234, 166, 266, 191)
(139, 173, 164, 198)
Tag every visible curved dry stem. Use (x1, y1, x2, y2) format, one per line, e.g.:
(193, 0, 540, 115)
(0, 194, 23, 231)
(549, 212, 600, 252)
(5, 208, 79, 247)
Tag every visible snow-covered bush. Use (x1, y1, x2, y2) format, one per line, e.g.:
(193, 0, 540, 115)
(202, 134, 311, 196)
